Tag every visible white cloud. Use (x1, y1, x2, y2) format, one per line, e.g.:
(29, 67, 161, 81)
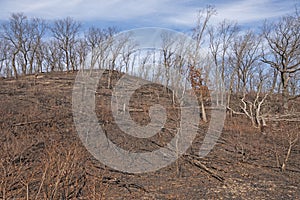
(0, 0, 297, 29)
(0, 0, 173, 20)
(163, 0, 297, 28)
(215, 0, 295, 23)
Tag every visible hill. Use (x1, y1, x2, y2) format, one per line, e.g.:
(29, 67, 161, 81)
(0, 71, 299, 199)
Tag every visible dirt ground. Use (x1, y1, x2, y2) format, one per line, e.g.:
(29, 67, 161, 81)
(0, 70, 299, 199)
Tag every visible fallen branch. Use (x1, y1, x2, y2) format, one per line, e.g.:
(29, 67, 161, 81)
(184, 154, 224, 182)
(266, 112, 300, 122)
(13, 119, 52, 126)
(120, 183, 148, 194)
(89, 175, 148, 193)
(266, 118, 300, 122)
(289, 94, 300, 100)
(226, 106, 244, 115)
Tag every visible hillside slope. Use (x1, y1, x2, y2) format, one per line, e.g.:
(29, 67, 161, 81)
(0, 71, 299, 199)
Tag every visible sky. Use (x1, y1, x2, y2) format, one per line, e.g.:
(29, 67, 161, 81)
(0, 0, 298, 31)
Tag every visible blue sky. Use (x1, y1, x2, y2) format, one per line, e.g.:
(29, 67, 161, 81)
(0, 0, 298, 31)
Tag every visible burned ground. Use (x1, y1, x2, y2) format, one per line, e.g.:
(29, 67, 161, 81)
(0, 70, 299, 199)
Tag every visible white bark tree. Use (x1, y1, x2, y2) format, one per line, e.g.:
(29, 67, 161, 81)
(209, 20, 239, 106)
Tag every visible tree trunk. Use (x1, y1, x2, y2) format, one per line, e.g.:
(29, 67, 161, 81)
(199, 92, 207, 122)
(227, 69, 236, 108)
(271, 69, 278, 93)
(12, 52, 18, 79)
(281, 72, 289, 113)
(65, 49, 69, 72)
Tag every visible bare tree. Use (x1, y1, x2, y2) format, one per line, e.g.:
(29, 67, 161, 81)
(1, 13, 47, 76)
(190, 5, 216, 122)
(236, 31, 262, 93)
(33, 41, 47, 74)
(262, 10, 300, 112)
(209, 20, 239, 105)
(240, 67, 269, 128)
(51, 17, 81, 72)
(227, 31, 261, 110)
(76, 38, 88, 70)
(0, 39, 11, 77)
(44, 40, 65, 72)
(161, 32, 176, 89)
(135, 50, 151, 79)
(1, 13, 29, 78)
(2, 14, 47, 76)
(120, 38, 137, 73)
(27, 18, 47, 74)
(225, 30, 272, 129)
(85, 27, 111, 69)
(189, 65, 208, 122)
(104, 29, 133, 88)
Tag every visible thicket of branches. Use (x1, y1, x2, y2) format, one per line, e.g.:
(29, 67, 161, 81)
(0, 6, 299, 126)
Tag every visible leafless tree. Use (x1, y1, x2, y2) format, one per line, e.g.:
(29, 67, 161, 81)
(227, 31, 262, 109)
(135, 50, 151, 79)
(51, 17, 81, 72)
(190, 5, 216, 122)
(33, 41, 47, 74)
(262, 10, 300, 112)
(76, 38, 88, 70)
(85, 27, 112, 69)
(105, 29, 133, 88)
(225, 30, 272, 128)
(240, 67, 269, 128)
(27, 18, 47, 74)
(120, 38, 137, 73)
(209, 20, 239, 105)
(1, 14, 47, 77)
(236, 31, 262, 93)
(1, 13, 29, 78)
(0, 39, 11, 77)
(44, 40, 65, 72)
(161, 32, 176, 89)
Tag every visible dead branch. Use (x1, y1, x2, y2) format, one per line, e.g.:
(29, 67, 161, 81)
(184, 154, 224, 182)
(226, 106, 244, 116)
(87, 175, 148, 193)
(267, 118, 300, 122)
(266, 112, 300, 122)
(289, 94, 300, 100)
(13, 119, 52, 126)
(240, 94, 253, 121)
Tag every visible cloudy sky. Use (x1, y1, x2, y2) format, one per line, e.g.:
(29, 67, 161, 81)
(0, 0, 298, 31)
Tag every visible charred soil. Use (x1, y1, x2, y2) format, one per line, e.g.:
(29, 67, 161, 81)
(0, 70, 299, 199)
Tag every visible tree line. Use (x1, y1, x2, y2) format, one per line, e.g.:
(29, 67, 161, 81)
(0, 6, 299, 125)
